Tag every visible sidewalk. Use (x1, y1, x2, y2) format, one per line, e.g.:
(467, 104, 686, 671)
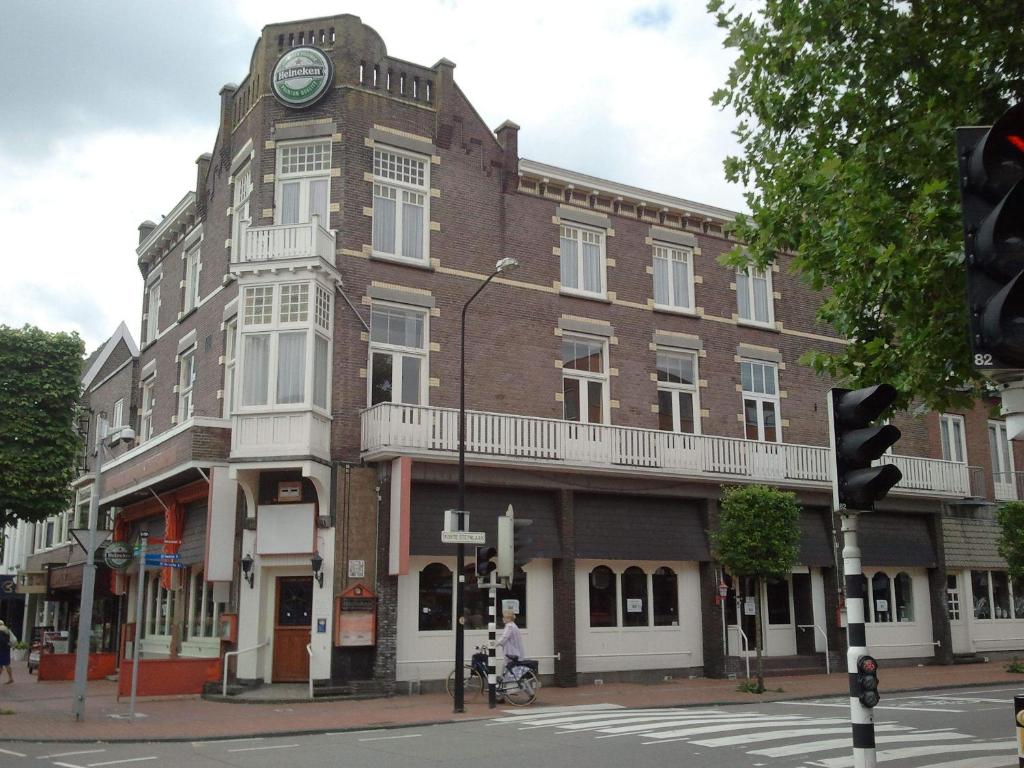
(0, 662, 1021, 743)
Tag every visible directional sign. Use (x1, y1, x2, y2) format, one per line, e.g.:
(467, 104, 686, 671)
(440, 530, 486, 545)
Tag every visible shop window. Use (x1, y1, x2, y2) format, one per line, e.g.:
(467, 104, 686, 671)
(765, 578, 791, 625)
(186, 570, 224, 640)
(972, 570, 991, 619)
(946, 574, 960, 621)
(418, 563, 452, 631)
(463, 567, 528, 629)
(992, 571, 1013, 619)
(652, 566, 679, 626)
(870, 572, 892, 622)
(1015, 577, 1024, 619)
(621, 566, 649, 627)
(144, 572, 174, 638)
(894, 572, 914, 622)
(589, 565, 617, 628)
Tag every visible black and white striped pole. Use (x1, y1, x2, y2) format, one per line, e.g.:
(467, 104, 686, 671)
(828, 385, 902, 768)
(488, 581, 498, 708)
(841, 512, 877, 767)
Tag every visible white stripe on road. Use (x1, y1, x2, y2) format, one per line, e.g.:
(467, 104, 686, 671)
(226, 744, 299, 753)
(493, 704, 626, 722)
(86, 759, 159, 767)
(814, 741, 1017, 768)
(53, 763, 86, 768)
(37, 751, 107, 759)
(693, 723, 912, 748)
(192, 737, 263, 745)
(779, 701, 964, 713)
(912, 756, 1021, 768)
(0, 748, 27, 757)
(498, 707, 698, 725)
(750, 729, 970, 757)
(357, 734, 422, 742)
(640, 717, 848, 740)
(552, 713, 759, 731)
(593, 715, 837, 737)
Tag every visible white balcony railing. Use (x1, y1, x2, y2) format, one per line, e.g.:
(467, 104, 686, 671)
(360, 402, 972, 498)
(234, 216, 335, 264)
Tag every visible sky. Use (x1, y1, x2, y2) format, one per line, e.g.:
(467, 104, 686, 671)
(0, 0, 745, 353)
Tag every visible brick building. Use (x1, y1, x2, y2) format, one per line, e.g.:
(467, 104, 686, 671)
(9, 12, 1024, 693)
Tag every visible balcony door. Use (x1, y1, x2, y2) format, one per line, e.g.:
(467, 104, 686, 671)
(276, 140, 331, 227)
(990, 421, 1016, 500)
(272, 576, 313, 682)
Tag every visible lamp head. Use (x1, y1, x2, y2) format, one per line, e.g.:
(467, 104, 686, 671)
(495, 257, 519, 274)
(241, 554, 253, 575)
(311, 552, 323, 574)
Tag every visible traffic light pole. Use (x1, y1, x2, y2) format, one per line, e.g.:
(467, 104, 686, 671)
(841, 511, 876, 768)
(488, 581, 497, 708)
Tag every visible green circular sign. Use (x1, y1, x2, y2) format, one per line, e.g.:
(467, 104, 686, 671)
(103, 541, 134, 571)
(272, 47, 334, 109)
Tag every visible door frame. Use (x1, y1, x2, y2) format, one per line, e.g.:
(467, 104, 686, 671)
(271, 575, 313, 683)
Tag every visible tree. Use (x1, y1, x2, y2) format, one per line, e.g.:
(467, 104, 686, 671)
(997, 501, 1024, 582)
(708, 0, 1024, 411)
(0, 325, 84, 530)
(711, 484, 801, 692)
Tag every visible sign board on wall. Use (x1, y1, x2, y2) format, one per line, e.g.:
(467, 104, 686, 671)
(348, 559, 365, 579)
(256, 503, 315, 554)
(271, 46, 334, 108)
(336, 583, 376, 647)
(626, 598, 643, 613)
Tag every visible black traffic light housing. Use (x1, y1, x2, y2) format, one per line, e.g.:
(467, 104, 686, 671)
(829, 385, 903, 510)
(959, 102, 1024, 370)
(854, 655, 880, 708)
(475, 546, 497, 583)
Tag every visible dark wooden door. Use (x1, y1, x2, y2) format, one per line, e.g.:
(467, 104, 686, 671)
(792, 573, 816, 655)
(272, 577, 312, 682)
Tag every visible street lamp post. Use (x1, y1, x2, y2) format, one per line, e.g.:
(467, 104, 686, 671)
(454, 256, 518, 714)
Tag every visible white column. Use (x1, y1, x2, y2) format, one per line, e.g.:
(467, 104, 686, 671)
(310, 526, 334, 680)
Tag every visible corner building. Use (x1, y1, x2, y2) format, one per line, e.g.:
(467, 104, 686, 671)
(101, 13, 1024, 693)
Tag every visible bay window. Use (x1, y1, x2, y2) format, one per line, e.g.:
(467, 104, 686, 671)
(369, 304, 427, 405)
(372, 146, 429, 263)
(223, 319, 237, 418)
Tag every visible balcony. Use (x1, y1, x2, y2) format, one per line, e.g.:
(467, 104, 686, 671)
(994, 471, 1024, 502)
(360, 402, 972, 499)
(233, 216, 335, 267)
(231, 409, 331, 461)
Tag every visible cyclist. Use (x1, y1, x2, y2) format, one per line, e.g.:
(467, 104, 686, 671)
(496, 608, 525, 680)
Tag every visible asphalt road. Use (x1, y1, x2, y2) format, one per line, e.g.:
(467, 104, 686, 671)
(0, 684, 1018, 768)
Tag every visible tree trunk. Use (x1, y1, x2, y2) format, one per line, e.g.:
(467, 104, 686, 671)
(755, 575, 765, 693)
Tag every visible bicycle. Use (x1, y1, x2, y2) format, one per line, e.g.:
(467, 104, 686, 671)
(446, 646, 540, 706)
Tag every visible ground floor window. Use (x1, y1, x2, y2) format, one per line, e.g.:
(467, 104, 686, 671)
(464, 568, 528, 629)
(144, 572, 175, 638)
(185, 569, 225, 640)
(971, 569, 1024, 620)
(589, 564, 679, 628)
(417, 561, 528, 631)
(866, 570, 914, 623)
(418, 563, 452, 631)
(947, 574, 960, 621)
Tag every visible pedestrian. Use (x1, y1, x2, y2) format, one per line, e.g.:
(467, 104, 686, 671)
(0, 620, 16, 684)
(496, 608, 525, 677)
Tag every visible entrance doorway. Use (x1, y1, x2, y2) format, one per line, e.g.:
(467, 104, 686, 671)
(272, 576, 312, 682)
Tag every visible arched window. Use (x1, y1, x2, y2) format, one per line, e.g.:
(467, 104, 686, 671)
(894, 572, 914, 622)
(652, 566, 678, 626)
(589, 565, 617, 627)
(463, 566, 528, 629)
(418, 563, 452, 631)
(871, 572, 892, 623)
(621, 566, 649, 627)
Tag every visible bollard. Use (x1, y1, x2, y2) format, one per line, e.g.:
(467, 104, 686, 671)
(1015, 695, 1024, 767)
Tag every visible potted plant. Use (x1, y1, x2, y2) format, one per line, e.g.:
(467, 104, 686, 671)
(11, 641, 28, 663)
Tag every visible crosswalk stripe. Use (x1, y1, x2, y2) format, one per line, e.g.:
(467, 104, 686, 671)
(813, 741, 1017, 768)
(494, 707, 700, 725)
(556, 713, 769, 731)
(517, 711, 736, 730)
(750, 729, 970, 757)
(640, 717, 849, 740)
(908, 755, 1018, 768)
(693, 724, 911, 748)
(594, 715, 835, 736)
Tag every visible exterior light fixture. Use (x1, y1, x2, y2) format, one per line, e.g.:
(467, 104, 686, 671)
(241, 554, 255, 588)
(311, 552, 324, 588)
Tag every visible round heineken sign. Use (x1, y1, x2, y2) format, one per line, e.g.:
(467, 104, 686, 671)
(103, 541, 134, 571)
(271, 47, 333, 108)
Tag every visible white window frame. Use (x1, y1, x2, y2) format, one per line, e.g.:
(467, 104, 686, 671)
(177, 347, 196, 422)
(989, 420, 1016, 501)
(865, 570, 916, 624)
(947, 573, 961, 622)
(740, 359, 781, 443)
(183, 244, 201, 313)
(736, 265, 774, 327)
(656, 349, 701, 434)
(275, 139, 332, 227)
(652, 242, 694, 312)
(237, 281, 332, 414)
(367, 302, 429, 406)
(939, 413, 967, 463)
(144, 280, 161, 344)
(587, 563, 681, 630)
(559, 223, 607, 299)
(140, 375, 156, 442)
(231, 162, 253, 258)
(970, 569, 1024, 621)
(223, 319, 237, 418)
(561, 335, 609, 425)
(112, 398, 124, 428)
(371, 145, 430, 264)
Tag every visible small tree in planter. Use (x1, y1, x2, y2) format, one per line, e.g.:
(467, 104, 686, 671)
(711, 484, 801, 693)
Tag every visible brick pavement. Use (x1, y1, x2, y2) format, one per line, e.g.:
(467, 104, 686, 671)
(0, 663, 1021, 743)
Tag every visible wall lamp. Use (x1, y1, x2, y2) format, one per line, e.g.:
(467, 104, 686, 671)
(241, 554, 255, 589)
(311, 552, 324, 588)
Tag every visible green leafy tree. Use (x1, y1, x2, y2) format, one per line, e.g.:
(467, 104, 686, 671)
(708, 0, 1024, 411)
(0, 326, 84, 530)
(711, 485, 801, 692)
(997, 501, 1024, 581)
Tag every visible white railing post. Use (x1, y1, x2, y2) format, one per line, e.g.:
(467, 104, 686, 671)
(222, 639, 270, 697)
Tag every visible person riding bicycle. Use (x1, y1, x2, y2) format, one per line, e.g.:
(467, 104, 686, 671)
(496, 608, 525, 680)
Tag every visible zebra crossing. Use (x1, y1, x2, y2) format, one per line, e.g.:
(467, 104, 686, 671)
(491, 704, 1013, 767)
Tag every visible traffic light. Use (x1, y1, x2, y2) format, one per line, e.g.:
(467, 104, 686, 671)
(475, 546, 497, 582)
(854, 655, 880, 708)
(828, 385, 903, 510)
(496, 505, 534, 587)
(959, 103, 1024, 371)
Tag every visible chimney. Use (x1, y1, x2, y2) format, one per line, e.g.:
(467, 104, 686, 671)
(195, 153, 212, 217)
(218, 83, 238, 164)
(138, 220, 157, 245)
(494, 120, 520, 193)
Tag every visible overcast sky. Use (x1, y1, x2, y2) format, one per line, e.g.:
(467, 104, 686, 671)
(0, 0, 745, 353)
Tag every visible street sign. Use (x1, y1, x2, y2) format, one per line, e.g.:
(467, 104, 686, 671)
(441, 530, 486, 545)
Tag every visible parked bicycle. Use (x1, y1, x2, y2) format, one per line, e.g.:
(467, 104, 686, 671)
(446, 646, 540, 706)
